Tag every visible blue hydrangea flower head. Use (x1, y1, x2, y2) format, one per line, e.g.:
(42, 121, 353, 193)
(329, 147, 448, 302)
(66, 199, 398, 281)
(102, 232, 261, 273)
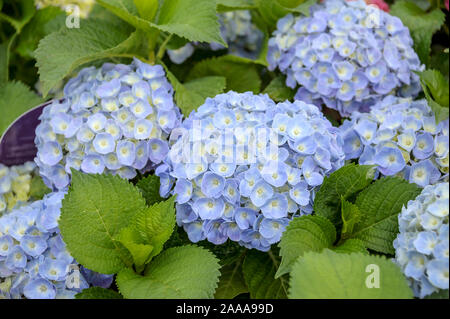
(267, 0, 423, 116)
(339, 96, 449, 187)
(35, 59, 182, 190)
(167, 10, 264, 64)
(0, 192, 113, 299)
(158, 91, 345, 251)
(394, 182, 449, 298)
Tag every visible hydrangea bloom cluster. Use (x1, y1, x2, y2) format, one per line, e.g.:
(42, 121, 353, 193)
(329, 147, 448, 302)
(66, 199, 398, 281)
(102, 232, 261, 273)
(0, 192, 112, 299)
(167, 10, 264, 64)
(157, 91, 345, 251)
(339, 96, 449, 187)
(267, 0, 423, 116)
(0, 162, 39, 215)
(35, 0, 94, 18)
(35, 59, 182, 190)
(393, 182, 449, 298)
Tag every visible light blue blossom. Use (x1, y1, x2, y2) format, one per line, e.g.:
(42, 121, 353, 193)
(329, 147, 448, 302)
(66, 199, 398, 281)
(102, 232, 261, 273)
(394, 182, 449, 298)
(268, 0, 423, 116)
(35, 59, 182, 190)
(340, 96, 449, 187)
(159, 91, 345, 250)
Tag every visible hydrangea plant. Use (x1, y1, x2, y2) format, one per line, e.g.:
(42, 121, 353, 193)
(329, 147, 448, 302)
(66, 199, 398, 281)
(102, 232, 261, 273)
(393, 182, 449, 298)
(0, 162, 39, 215)
(34, 59, 182, 190)
(167, 10, 264, 64)
(267, 0, 423, 116)
(0, 192, 113, 299)
(157, 91, 345, 251)
(339, 96, 449, 187)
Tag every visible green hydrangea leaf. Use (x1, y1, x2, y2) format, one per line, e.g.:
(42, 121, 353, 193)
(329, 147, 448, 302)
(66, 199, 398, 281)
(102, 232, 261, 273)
(35, 18, 148, 97)
(314, 164, 376, 227)
(167, 73, 227, 116)
(255, 0, 313, 29)
(419, 69, 449, 108)
(133, 196, 176, 262)
(133, 0, 158, 21)
(276, 215, 336, 278)
(115, 227, 154, 269)
(430, 50, 449, 80)
(136, 175, 163, 206)
(391, 1, 445, 65)
(214, 254, 248, 299)
(158, 0, 226, 46)
(332, 239, 368, 254)
(263, 75, 295, 102)
(116, 246, 220, 298)
(217, 0, 256, 11)
(285, 0, 316, 16)
(418, 69, 449, 123)
(340, 197, 361, 239)
(255, 0, 290, 27)
(289, 249, 413, 299)
(187, 55, 262, 94)
(347, 177, 421, 254)
(243, 249, 288, 299)
(59, 171, 147, 274)
(76, 287, 123, 299)
(97, 0, 225, 46)
(0, 81, 44, 136)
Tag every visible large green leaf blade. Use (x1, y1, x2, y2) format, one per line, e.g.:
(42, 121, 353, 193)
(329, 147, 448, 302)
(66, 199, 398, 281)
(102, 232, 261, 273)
(97, 0, 225, 46)
(243, 249, 288, 299)
(59, 171, 147, 274)
(187, 55, 262, 94)
(349, 177, 421, 254)
(215, 258, 248, 299)
(314, 164, 375, 227)
(136, 175, 163, 206)
(157, 0, 226, 46)
(168, 74, 227, 116)
(35, 18, 147, 97)
(276, 215, 336, 278)
(289, 250, 413, 299)
(116, 246, 220, 299)
(134, 196, 176, 261)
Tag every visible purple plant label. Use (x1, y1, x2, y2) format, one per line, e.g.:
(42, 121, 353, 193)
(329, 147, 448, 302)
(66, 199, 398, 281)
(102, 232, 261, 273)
(0, 102, 51, 166)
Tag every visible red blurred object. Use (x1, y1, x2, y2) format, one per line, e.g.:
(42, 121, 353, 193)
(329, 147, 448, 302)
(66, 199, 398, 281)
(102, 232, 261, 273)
(445, 0, 449, 11)
(319, 0, 390, 12)
(365, 0, 390, 12)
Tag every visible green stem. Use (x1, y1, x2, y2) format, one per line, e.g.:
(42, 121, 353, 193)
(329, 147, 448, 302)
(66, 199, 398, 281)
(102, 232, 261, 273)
(156, 34, 173, 60)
